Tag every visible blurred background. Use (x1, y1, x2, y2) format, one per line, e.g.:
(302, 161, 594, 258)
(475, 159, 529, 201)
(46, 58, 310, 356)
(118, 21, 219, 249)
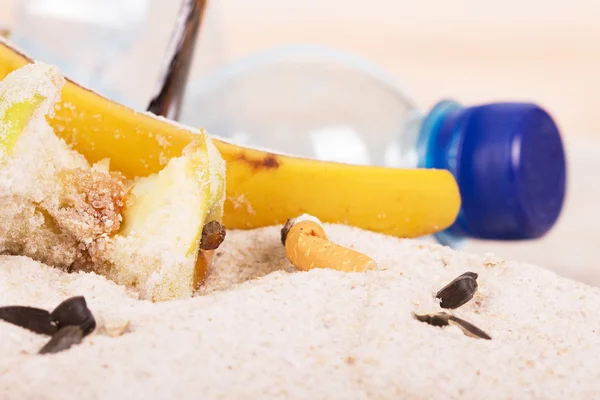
(1, 0, 599, 285)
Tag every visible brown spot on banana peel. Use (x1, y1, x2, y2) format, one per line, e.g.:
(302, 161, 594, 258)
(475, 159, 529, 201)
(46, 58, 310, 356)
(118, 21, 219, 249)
(235, 153, 280, 171)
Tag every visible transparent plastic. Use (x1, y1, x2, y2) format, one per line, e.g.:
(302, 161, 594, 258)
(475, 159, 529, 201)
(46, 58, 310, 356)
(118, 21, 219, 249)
(10, 0, 154, 108)
(179, 45, 468, 246)
(180, 45, 426, 169)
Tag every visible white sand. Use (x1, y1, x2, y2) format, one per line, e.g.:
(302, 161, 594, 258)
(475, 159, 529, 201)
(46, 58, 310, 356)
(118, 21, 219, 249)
(1, 224, 599, 400)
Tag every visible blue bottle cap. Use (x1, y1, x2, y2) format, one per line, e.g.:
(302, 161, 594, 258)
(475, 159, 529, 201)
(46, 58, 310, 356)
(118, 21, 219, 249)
(418, 100, 566, 241)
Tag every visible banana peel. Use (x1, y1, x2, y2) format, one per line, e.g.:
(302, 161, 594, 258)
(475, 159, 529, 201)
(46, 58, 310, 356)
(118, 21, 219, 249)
(0, 38, 461, 238)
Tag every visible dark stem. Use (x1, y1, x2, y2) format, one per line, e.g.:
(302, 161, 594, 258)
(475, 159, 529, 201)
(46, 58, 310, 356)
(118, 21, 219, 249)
(146, 0, 207, 121)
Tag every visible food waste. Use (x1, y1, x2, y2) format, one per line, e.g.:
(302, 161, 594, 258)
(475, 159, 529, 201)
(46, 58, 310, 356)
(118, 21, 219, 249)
(0, 62, 225, 301)
(0, 38, 461, 239)
(281, 214, 376, 273)
(0, 296, 96, 354)
(0, 38, 463, 302)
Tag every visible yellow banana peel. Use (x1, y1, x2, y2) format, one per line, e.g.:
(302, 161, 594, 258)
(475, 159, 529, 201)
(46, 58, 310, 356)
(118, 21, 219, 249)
(0, 38, 461, 238)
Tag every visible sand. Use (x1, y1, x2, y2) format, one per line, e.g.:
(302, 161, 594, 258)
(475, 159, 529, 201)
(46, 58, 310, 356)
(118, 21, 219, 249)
(1, 224, 600, 400)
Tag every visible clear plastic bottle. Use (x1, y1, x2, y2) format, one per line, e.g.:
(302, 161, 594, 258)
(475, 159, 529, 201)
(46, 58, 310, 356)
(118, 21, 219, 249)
(9, 0, 152, 108)
(180, 45, 567, 246)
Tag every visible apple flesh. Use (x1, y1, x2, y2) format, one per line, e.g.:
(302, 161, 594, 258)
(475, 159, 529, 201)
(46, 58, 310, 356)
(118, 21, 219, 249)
(106, 137, 225, 301)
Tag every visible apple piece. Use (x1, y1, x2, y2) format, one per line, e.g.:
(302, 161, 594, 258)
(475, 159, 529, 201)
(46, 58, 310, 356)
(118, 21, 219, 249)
(0, 62, 60, 158)
(104, 136, 225, 301)
(0, 94, 44, 159)
(0, 62, 227, 301)
(0, 63, 128, 270)
(0, 62, 85, 174)
(0, 62, 96, 268)
(0, 62, 92, 205)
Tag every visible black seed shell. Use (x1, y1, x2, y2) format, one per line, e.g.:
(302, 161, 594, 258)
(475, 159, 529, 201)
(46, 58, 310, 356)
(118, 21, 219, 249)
(413, 312, 491, 340)
(39, 326, 83, 354)
(0, 306, 56, 335)
(448, 315, 492, 340)
(435, 272, 478, 309)
(413, 312, 450, 327)
(50, 296, 96, 336)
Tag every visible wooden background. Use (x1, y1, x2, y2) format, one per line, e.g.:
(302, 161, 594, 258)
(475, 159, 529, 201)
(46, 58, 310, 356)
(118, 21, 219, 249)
(1, 0, 599, 285)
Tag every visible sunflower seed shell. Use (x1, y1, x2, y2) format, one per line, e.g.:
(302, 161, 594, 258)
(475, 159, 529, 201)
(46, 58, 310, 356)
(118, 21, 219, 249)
(50, 296, 96, 336)
(0, 306, 56, 335)
(435, 272, 478, 309)
(39, 326, 84, 354)
(413, 312, 492, 340)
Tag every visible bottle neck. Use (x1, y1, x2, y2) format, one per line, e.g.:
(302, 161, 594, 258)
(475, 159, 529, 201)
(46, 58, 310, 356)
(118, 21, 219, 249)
(416, 100, 470, 246)
(416, 100, 464, 172)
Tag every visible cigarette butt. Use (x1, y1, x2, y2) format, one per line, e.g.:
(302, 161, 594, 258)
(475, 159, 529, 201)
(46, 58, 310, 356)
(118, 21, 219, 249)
(282, 215, 376, 273)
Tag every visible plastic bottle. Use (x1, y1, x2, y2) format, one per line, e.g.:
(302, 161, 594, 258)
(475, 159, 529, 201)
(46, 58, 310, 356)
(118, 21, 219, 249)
(9, 0, 152, 108)
(179, 45, 566, 246)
